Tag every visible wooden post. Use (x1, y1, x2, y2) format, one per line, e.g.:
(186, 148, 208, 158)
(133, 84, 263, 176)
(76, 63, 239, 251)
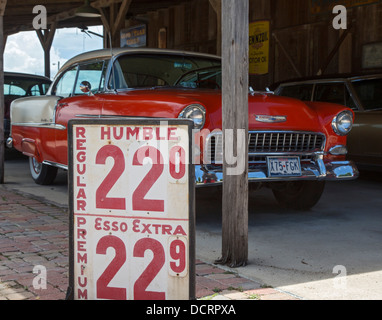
(0, 0, 6, 184)
(99, 0, 131, 47)
(36, 22, 57, 78)
(217, 0, 249, 268)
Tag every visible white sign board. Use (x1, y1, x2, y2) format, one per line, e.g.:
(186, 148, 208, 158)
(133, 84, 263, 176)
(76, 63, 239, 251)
(67, 119, 195, 300)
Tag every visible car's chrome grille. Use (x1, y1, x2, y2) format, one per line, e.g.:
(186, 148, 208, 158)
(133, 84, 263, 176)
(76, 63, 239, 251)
(249, 132, 325, 153)
(205, 131, 325, 164)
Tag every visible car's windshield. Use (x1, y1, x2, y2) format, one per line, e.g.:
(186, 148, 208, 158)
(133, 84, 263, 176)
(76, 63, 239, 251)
(175, 66, 222, 89)
(110, 54, 221, 90)
(352, 78, 382, 111)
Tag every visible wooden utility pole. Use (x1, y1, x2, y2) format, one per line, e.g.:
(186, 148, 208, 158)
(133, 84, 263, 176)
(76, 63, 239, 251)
(217, 0, 249, 268)
(0, 0, 7, 184)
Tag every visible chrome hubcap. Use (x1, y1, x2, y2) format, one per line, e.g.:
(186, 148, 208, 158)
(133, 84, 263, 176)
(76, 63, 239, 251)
(31, 158, 42, 174)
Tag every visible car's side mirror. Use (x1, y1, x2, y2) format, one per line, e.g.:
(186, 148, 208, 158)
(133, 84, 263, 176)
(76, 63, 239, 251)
(79, 81, 92, 95)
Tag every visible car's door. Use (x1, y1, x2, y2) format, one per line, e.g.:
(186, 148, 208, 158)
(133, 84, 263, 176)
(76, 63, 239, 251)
(348, 78, 382, 167)
(53, 61, 106, 166)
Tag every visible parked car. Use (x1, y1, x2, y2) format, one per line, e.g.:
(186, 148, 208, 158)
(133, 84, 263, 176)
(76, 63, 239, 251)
(273, 74, 382, 171)
(8, 48, 358, 210)
(4, 72, 51, 141)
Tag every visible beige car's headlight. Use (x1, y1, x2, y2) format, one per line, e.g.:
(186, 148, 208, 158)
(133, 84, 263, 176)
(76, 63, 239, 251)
(332, 111, 353, 136)
(178, 104, 206, 129)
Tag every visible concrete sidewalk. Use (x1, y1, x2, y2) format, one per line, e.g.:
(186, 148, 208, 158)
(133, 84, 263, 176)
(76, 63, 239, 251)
(0, 185, 298, 300)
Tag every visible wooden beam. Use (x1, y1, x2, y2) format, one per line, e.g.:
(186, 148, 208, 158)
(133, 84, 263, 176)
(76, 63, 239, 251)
(209, 0, 221, 56)
(101, 0, 131, 47)
(273, 33, 303, 78)
(112, 0, 131, 39)
(217, 0, 249, 268)
(317, 22, 354, 76)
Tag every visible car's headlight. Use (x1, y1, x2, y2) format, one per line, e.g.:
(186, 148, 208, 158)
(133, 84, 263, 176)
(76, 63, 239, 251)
(178, 104, 206, 129)
(332, 110, 353, 136)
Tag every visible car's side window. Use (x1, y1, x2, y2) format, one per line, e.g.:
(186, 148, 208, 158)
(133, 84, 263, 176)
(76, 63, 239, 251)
(29, 84, 42, 96)
(352, 79, 382, 111)
(53, 66, 78, 98)
(314, 83, 346, 105)
(4, 83, 25, 96)
(278, 84, 313, 101)
(314, 83, 358, 110)
(74, 61, 105, 95)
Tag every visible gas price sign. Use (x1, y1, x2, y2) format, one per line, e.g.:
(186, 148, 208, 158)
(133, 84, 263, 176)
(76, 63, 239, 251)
(67, 119, 195, 300)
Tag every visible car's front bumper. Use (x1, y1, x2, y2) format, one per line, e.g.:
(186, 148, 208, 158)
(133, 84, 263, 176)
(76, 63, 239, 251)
(195, 158, 359, 187)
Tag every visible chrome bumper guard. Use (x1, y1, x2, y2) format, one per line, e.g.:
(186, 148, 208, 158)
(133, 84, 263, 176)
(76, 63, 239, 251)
(195, 157, 359, 187)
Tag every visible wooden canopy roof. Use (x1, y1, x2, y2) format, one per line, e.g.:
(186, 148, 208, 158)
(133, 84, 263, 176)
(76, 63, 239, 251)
(4, 0, 192, 36)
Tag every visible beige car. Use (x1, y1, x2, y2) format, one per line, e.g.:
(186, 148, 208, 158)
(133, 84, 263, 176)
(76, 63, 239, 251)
(274, 74, 382, 171)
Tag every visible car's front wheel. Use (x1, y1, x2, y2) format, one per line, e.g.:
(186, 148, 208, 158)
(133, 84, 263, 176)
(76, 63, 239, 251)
(272, 181, 325, 211)
(29, 157, 58, 185)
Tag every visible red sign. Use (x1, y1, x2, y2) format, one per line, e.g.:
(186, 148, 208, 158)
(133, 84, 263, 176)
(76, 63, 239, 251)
(67, 119, 195, 300)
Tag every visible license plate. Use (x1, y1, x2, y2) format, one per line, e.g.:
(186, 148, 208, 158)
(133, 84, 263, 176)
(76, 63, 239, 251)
(267, 157, 302, 177)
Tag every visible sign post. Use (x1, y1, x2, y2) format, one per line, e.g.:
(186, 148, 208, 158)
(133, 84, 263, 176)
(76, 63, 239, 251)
(66, 119, 195, 300)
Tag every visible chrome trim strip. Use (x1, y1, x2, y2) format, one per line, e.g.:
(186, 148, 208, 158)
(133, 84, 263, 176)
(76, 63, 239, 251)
(42, 161, 68, 171)
(255, 115, 287, 123)
(12, 123, 66, 130)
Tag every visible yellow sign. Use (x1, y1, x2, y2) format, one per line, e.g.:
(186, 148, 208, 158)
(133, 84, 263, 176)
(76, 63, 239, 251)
(249, 21, 270, 75)
(311, 0, 380, 14)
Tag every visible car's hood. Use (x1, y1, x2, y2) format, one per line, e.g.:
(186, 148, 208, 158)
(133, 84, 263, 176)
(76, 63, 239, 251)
(102, 88, 347, 134)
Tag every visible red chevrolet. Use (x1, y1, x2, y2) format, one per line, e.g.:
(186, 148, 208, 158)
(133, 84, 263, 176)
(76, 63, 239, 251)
(8, 48, 358, 210)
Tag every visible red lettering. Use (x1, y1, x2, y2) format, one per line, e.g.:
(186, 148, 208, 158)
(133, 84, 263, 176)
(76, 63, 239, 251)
(168, 127, 177, 140)
(76, 139, 86, 150)
(143, 127, 153, 140)
(152, 224, 161, 234)
(77, 217, 86, 227)
(77, 176, 86, 187)
(78, 276, 87, 287)
(77, 289, 88, 299)
(162, 225, 172, 235)
(141, 223, 151, 234)
(77, 228, 87, 240)
(77, 200, 86, 211)
(77, 253, 87, 264)
(173, 225, 187, 236)
(77, 151, 86, 163)
(113, 127, 123, 140)
(155, 127, 165, 140)
(77, 164, 86, 175)
(77, 241, 86, 252)
(101, 126, 111, 140)
(126, 127, 139, 140)
(77, 188, 87, 200)
(76, 127, 86, 138)
(133, 219, 140, 233)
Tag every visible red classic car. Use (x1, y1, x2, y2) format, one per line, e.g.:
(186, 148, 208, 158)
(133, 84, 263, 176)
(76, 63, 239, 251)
(8, 48, 358, 210)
